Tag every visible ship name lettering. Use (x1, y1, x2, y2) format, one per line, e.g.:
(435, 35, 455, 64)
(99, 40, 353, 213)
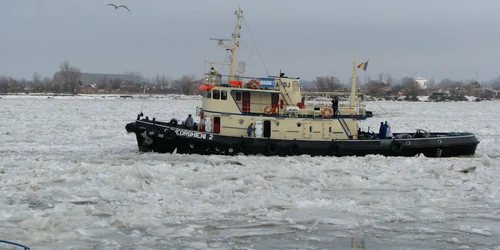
(174, 129, 213, 140)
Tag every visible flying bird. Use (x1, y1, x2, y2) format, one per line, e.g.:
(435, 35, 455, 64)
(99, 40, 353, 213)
(107, 4, 131, 12)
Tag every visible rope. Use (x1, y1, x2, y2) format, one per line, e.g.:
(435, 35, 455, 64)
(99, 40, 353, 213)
(243, 18, 269, 76)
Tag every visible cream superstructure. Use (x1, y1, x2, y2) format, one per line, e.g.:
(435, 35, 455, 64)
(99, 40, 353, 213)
(196, 8, 363, 141)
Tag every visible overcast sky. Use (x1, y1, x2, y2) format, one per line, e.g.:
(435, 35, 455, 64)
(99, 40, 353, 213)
(1, 0, 499, 83)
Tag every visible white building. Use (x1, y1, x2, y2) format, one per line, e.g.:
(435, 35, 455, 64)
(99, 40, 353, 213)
(415, 76, 427, 89)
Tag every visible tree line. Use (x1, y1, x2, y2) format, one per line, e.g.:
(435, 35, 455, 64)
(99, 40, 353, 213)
(310, 73, 500, 100)
(0, 60, 200, 95)
(2, 61, 499, 98)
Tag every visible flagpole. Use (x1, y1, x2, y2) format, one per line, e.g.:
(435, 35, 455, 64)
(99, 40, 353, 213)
(350, 47, 357, 107)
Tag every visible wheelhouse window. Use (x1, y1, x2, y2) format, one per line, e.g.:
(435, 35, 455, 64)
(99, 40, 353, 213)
(221, 90, 227, 100)
(202, 90, 210, 98)
(213, 89, 220, 99)
(202, 90, 212, 98)
(235, 92, 242, 101)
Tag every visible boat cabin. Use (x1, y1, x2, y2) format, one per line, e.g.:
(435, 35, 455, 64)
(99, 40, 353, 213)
(197, 72, 358, 141)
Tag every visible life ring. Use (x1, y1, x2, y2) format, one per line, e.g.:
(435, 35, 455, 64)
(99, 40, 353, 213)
(147, 127, 159, 137)
(164, 130, 177, 140)
(390, 141, 403, 153)
(267, 143, 278, 155)
(264, 105, 273, 115)
(249, 79, 260, 89)
(321, 107, 333, 117)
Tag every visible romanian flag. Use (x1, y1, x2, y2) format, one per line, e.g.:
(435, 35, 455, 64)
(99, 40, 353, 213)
(357, 61, 369, 71)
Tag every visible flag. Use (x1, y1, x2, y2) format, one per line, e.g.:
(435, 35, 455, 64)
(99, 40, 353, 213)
(357, 60, 369, 71)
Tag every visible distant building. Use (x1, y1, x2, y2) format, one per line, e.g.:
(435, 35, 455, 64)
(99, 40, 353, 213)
(52, 71, 143, 86)
(415, 76, 427, 89)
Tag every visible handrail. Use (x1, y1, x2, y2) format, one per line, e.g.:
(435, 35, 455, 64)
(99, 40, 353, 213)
(0, 240, 31, 250)
(336, 110, 353, 139)
(204, 73, 279, 80)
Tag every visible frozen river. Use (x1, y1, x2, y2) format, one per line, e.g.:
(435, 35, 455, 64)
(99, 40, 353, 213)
(1, 95, 499, 249)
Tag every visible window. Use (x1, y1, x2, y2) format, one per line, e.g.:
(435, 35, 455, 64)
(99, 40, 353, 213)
(235, 92, 242, 101)
(213, 89, 220, 99)
(202, 90, 211, 98)
(221, 90, 227, 100)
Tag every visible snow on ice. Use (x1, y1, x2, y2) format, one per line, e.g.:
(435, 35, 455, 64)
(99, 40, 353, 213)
(0, 95, 499, 249)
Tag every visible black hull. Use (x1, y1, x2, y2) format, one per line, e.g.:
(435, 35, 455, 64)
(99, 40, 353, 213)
(125, 120, 479, 158)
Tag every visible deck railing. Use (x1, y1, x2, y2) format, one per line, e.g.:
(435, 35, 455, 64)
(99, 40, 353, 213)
(0, 240, 30, 250)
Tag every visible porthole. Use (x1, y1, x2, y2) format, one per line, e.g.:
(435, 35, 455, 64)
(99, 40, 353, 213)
(406, 141, 411, 146)
(437, 140, 442, 144)
(297, 122, 302, 127)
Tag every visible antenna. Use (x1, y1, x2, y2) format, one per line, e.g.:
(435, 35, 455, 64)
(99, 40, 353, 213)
(210, 38, 231, 46)
(140, 82, 147, 115)
(236, 62, 246, 76)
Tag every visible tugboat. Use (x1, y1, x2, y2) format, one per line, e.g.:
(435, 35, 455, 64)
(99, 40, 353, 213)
(125, 8, 479, 158)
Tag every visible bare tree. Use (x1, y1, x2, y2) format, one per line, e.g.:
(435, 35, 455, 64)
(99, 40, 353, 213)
(110, 77, 122, 90)
(366, 80, 384, 96)
(377, 73, 384, 82)
(33, 73, 41, 84)
(313, 76, 342, 91)
(173, 75, 197, 95)
(125, 71, 144, 83)
(98, 76, 108, 90)
(155, 74, 171, 92)
(491, 76, 500, 90)
(0, 77, 20, 93)
(384, 73, 393, 86)
(0, 76, 8, 93)
(426, 77, 436, 89)
(438, 78, 459, 89)
(59, 60, 81, 94)
(401, 77, 420, 100)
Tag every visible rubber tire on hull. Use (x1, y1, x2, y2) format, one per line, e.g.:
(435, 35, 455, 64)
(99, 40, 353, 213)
(289, 143, 299, 155)
(164, 130, 177, 140)
(330, 144, 340, 156)
(226, 145, 235, 155)
(391, 141, 403, 153)
(238, 140, 251, 154)
(267, 143, 279, 155)
(147, 127, 159, 137)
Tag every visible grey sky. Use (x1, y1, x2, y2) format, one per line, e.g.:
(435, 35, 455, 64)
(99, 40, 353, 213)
(1, 0, 499, 83)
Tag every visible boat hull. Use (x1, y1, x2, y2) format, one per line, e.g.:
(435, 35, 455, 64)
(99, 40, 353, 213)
(125, 120, 479, 158)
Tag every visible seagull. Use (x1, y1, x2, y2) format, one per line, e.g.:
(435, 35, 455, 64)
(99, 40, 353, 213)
(107, 4, 131, 12)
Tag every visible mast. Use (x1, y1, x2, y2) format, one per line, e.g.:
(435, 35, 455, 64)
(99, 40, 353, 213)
(210, 8, 243, 81)
(230, 8, 243, 80)
(350, 47, 357, 107)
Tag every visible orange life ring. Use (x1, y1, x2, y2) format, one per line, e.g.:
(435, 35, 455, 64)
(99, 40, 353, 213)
(249, 79, 260, 89)
(321, 107, 333, 117)
(264, 105, 273, 114)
